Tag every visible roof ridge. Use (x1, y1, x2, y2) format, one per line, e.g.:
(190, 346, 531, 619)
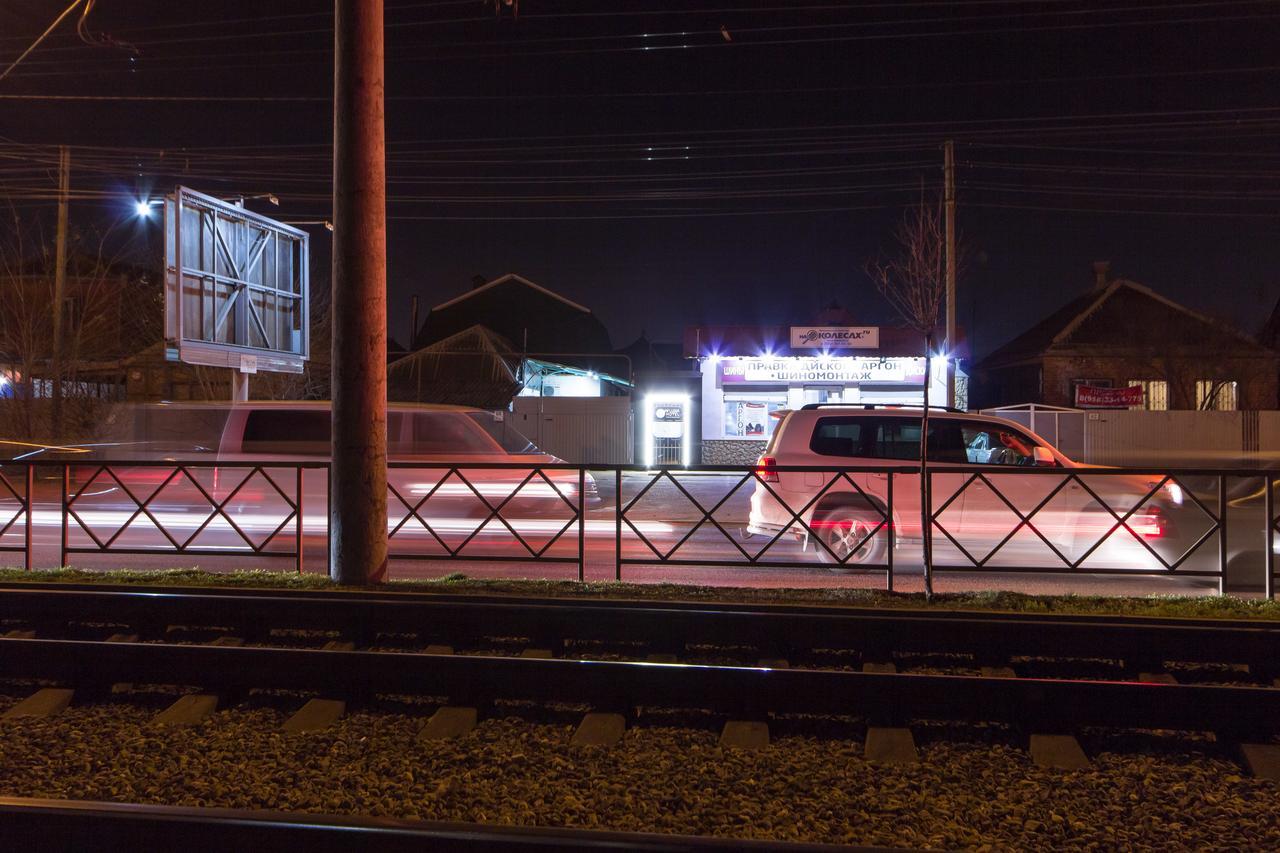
(429, 272, 592, 315)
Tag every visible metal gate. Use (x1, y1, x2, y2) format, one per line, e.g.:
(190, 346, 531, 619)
(511, 396, 633, 464)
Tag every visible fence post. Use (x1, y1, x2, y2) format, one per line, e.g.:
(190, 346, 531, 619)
(577, 466, 586, 583)
(885, 471, 894, 593)
(24, 464, 34, 571)
(295, 466, 305, 575)
(1266, 473, 1275, 601)
(1217, 475, 1228, 597)
(60, 465, 69, 569)
(614, 467, 622, 582)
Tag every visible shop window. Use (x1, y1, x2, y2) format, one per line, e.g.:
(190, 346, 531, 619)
(1127, 380, 1168, 411)
(723, 397, 783, 439)
(1196, 380, 1238, 411)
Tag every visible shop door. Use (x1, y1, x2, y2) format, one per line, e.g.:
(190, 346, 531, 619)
(648, 399, 686, 466)
(803, 386, 844, 405)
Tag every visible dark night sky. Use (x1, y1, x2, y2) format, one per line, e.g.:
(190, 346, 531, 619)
(2, 0, 1279, 358)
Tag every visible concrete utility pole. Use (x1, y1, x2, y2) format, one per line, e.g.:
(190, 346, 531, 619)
(330, 0, 388, 584)
(943, 139, 957, 409)
(50, 145, 70, 440)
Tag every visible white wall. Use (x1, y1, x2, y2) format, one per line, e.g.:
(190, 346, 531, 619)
(982, 408, 1280, 468)
(511, 396, 633, 464)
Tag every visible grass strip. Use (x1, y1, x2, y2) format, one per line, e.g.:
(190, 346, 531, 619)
(0, 567, 1277, 621)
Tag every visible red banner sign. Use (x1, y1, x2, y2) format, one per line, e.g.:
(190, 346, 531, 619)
(1074, 384, 1144, 408)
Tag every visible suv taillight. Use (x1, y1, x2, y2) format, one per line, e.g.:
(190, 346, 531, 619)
(1132, 507, 1167, 539)
(756, 456, 779, 483)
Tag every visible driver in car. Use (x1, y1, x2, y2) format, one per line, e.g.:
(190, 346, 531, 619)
(997, 431, 1034, 464)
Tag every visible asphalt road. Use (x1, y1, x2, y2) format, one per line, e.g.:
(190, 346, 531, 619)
(1, 470, 1263, 597)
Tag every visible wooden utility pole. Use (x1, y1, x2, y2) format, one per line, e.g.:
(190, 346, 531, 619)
(943, 139, 957, 409)
(330, 0, 388, 584)
(50, 145, 70, 440)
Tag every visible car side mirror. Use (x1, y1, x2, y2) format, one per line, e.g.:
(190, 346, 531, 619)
(1032, 446, 1055, 467)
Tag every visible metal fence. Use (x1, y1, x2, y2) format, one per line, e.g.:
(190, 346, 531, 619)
(385, 461, 586, 579)
(614, 464, 909, 588)
(0, 464, 33, 571)
(58, 461, 325, 573)
(0, 458, 1275, 597)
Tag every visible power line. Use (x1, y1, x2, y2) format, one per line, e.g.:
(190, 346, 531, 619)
(9, 1, 1276, 73)
(0, 0, 474, 43)
(10, 60, 1280, 97)
(365, 9, 1280, 62)
(0, 0, 86, 82)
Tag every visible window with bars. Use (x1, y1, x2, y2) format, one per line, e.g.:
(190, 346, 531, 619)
(1195, 380, 1238, 411)
(1126, 380, 1168, 410)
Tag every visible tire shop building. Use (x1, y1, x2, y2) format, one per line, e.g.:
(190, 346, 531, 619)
(683, 317, 962, 466)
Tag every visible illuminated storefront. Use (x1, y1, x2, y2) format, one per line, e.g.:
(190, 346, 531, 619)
(686, 324, 962, 464)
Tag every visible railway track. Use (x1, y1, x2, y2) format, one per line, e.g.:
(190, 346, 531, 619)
(3, 581, 1280, 668)
(1, 581, 1279, 846)
(0, 797, 867, 852)
(2, 583, 1279, 751)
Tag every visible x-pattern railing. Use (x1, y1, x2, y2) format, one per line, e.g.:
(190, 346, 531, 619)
(0, 463, 33, 570)
(619, 465, 896, 576)
(930, 469, 1220, 573)
(3, 458, 1275, 596)
(1268, 476, 1279, 599)
(62, 463, 308, 570)
(385, 463, 585, 578)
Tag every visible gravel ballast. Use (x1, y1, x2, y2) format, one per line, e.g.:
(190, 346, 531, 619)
(0, 696, 1276, 849)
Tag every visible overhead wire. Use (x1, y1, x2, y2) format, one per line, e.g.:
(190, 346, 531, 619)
(6, 0, 1276, 74)
(0, 0, 87, 82)
(5, 3, 1280, 225)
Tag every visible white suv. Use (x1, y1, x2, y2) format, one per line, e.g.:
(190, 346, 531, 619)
(748, 406, 1195, 569)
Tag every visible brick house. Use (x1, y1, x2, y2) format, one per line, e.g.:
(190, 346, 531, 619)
(978, 263, 1279, 410)
(1263, 295, 1280, 390)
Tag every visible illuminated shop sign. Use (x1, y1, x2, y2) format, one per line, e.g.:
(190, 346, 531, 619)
(789, 326, 879, 348)
(718, 357, 924, 385)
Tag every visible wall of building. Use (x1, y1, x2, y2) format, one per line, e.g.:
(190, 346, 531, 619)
(983, 407, 1280, 467)
(1039, 354, 1279, 410)
(702, 439, 767, 466)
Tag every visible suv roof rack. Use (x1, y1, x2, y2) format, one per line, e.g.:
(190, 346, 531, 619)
(799, 403, 968, 414)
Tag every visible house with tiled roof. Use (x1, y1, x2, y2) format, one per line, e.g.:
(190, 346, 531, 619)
(1263, 294, 1280, 352)
(411, 273, 611, 356)
(977, 262, 1279, 410)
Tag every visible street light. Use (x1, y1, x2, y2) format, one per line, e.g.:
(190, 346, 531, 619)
(133, 198, 162, 219)
(284, 219, 334, 231)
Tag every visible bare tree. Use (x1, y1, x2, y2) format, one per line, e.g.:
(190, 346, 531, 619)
(866, 193, 950, 596)
(0, 207, 153, 442)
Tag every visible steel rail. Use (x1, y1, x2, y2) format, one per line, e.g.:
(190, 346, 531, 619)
(1, 584, 1278, 669)
(2, 637, 1278, 734)
(0, 797, 868, 852)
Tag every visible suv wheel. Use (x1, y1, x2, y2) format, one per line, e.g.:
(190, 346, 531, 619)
(813, 506, 886, 568)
